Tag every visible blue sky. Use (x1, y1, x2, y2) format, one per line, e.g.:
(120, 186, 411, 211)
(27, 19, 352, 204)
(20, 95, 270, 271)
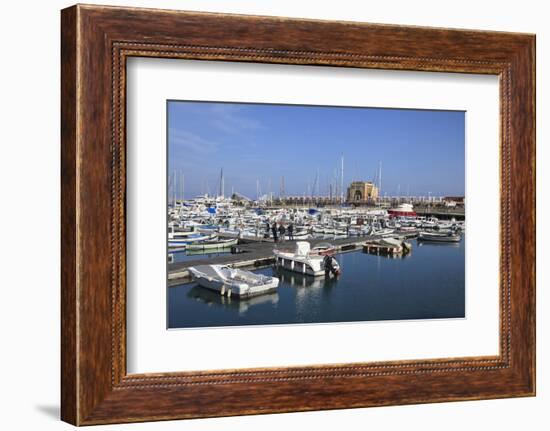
(168, 101, 465, 199)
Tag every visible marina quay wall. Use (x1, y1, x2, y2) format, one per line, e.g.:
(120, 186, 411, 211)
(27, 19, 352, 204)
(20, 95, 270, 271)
(259, 196, 463, 208)
(260, 202, 465, 219)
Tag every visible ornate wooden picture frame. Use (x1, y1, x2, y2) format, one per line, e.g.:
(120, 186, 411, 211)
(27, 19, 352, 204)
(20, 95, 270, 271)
(61, 4, 535, 425)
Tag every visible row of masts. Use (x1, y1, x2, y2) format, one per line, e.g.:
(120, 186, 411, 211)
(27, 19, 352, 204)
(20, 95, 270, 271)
(170, 156, 387, 205)
(170, 171, 185, 204)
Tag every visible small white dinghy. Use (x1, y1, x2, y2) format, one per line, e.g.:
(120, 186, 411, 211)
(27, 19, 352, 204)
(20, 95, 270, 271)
(188, 265, 279, 298)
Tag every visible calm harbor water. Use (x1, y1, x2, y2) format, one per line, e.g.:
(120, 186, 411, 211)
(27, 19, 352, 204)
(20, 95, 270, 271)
(168, 238, 465, 329)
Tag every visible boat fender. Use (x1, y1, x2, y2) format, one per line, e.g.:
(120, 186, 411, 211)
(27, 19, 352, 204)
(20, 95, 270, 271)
(220, 285, 225, 296)
(227, 288, 232, 298)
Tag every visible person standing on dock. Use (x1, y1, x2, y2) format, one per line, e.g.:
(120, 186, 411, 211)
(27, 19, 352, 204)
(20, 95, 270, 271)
(265, 221, 270, 239)
(278, 223, 286, 243)
(288, 223, 294, 240)
(272, 222, 278, 243)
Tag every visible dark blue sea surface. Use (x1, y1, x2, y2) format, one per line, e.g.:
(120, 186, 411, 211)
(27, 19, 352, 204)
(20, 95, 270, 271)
(168, 239, 465, 328)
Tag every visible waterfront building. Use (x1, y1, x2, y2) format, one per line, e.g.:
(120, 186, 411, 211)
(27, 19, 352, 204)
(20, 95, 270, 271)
(346, 181, 379, 204)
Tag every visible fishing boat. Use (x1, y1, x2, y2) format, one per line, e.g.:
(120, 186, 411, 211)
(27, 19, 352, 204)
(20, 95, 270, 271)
(274, 241, 340, 277)
(419, 217, 440, 229)
(188, 265, 279, 298)
(168, 226, 197, 238)
(167, 233, 218, 248)
(417, 231, 461, 242)
(185, 238, 238, 251)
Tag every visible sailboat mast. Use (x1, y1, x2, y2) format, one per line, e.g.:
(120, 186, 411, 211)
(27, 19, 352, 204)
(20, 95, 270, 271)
(219, 168, 224, 197)
(173, 171, 177, 206)
(181, 172, 189, 203)
(340, 155, 344, 203)
(316, 167, 320, 197)
(379, 161, 382, 198)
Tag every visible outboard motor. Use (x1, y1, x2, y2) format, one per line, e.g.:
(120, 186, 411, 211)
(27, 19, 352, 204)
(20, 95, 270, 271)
(323, 255, 341, 278)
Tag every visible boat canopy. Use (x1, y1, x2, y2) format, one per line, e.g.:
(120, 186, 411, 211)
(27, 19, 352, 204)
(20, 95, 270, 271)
(295, 241, 311, 256)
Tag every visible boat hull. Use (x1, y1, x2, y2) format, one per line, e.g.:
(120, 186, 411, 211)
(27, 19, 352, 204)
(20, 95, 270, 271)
(418, 234, 461, 243)
(186, 238, 238, 251)
(188, 265, 279, 298)
(168, 234, 218, 247)
(273, 252, 325, 277)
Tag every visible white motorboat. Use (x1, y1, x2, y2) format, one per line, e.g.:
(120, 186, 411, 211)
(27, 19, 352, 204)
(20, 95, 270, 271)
(398, 226, 418, 232)
(369, 226, 395, 237)
(274, 241, 340, 277)
(364, 237, 404, 253)
(379, 237, 403, 248)
(168, 227, 197, 238)
(188, 265, 279, 298)
(417, 231, 461, 243)
(311, 226, 346, 235)
(388, 203, 416, 218)
(284, 230, 310, 240)
(435, 220, 458, 230)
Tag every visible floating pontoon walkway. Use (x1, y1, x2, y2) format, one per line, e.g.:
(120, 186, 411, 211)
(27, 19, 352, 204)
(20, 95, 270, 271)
(168, 237, 373, 286)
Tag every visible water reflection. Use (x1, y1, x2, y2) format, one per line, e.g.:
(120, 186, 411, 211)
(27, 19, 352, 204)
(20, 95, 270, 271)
(275, 268, 325, 289)
(271, 268, 341, 321)
(168, 239, 465, 328)
(186, 285, 278, 315)
(416, 241, 461, 248)
(362, 248, 414, 260)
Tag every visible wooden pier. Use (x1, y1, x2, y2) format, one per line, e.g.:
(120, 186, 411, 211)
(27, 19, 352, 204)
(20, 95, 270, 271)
(168, 237, 372, 286)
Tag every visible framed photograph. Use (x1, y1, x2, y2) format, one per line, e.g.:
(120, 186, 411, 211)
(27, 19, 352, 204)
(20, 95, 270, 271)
(61, 4, 536, 425)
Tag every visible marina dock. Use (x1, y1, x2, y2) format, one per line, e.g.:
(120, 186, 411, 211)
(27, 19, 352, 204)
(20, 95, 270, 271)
(168, 236, 372, 286)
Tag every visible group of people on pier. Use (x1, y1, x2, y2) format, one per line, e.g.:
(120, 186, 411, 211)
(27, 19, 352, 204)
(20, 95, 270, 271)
(265, 221, 294, 243)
